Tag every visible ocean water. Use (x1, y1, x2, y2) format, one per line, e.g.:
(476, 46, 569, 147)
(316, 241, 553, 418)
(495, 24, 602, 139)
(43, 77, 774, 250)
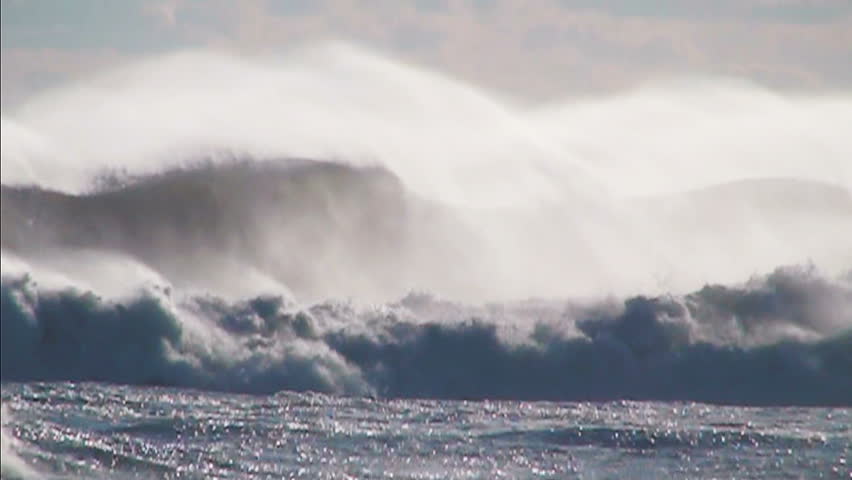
(2, 383, 849, 479)
(2, 263, 851, 479)
(2, 44, 852, 478)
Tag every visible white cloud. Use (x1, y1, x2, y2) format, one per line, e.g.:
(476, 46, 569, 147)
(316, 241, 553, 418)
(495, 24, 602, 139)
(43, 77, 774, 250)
(1, 0, 850, 104)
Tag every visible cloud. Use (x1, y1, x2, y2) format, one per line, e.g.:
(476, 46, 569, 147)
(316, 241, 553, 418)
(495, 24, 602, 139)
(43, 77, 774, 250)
(1, 0, 850, 104)
(554, 0, 851, 22)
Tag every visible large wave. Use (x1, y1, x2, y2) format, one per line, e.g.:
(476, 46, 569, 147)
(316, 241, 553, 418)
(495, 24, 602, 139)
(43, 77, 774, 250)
(1, 43, 851, 405)
(2, 263, 850, 405)
(2, 158, 850, 302)
(1, 159, 431, 301)
(2, 44, 851, 301)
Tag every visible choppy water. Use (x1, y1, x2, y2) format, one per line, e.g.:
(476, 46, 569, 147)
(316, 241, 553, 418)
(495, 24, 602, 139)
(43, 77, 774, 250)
(2, 383, 849, 479)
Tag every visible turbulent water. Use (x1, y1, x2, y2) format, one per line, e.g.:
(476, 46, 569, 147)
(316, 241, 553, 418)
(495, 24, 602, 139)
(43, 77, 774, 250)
(1, 44, 851, 478)
(2, 383, 849, 479)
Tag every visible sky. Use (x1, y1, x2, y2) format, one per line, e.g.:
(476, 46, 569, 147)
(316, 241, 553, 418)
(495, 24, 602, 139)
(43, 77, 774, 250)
(1, 0, 851, 106)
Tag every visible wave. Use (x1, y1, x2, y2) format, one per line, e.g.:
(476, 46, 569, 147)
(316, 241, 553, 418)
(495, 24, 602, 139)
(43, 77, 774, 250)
(2, 264, 850, 406)
(2, 45, 852, 301)
(3, 159, 851, 303)
(1, 159, 434, 301)
(1, 43, 851, 405)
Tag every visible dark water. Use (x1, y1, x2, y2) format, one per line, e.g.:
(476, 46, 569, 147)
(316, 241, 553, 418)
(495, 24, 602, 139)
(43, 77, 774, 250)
(2, 265, 852, 405)
(2, 382, 849, 479)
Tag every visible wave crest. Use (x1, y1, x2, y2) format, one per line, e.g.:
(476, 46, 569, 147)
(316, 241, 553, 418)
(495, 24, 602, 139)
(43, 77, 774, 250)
(2, 266, 850, 406)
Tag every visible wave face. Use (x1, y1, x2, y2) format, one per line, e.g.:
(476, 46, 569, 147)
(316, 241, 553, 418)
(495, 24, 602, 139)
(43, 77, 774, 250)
(2, 265, 851, 405)
(1, 43, 852, 406)
(0, 160, 437, 301)
(2, 159, 851, 303)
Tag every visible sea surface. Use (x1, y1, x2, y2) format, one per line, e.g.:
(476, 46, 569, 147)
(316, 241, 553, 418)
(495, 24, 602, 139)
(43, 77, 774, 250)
(2, 382, 849, 479)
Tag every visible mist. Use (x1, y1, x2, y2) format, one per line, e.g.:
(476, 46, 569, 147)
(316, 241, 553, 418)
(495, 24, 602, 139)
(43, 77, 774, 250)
(1, 42, 851, 303)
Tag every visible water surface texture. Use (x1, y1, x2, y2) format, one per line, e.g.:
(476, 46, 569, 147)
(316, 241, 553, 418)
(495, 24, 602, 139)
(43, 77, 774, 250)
(3, 383, 850, 479)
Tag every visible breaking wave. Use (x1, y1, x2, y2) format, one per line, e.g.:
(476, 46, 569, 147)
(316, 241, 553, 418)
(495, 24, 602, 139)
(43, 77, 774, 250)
(2, 159, 850, 302)
(2, 43, 851, 406)
(1, 159, 425, 301)
(2, 263, 851, 405)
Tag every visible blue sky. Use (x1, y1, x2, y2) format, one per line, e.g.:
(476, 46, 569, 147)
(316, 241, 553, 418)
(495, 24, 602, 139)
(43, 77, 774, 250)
(2, 0, 850, 105)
